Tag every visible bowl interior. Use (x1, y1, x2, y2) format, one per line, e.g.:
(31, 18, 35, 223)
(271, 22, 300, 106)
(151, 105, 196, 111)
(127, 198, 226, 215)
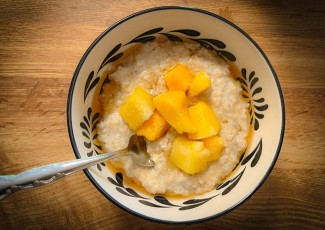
(68, 6, 285, 223)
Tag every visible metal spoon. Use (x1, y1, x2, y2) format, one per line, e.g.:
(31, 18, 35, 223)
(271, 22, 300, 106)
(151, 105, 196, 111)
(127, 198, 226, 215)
(0, 135, 154, 200)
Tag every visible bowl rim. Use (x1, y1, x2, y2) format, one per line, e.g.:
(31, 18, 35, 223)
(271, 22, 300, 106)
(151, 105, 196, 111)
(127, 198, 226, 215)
(67, 5, 285, 224)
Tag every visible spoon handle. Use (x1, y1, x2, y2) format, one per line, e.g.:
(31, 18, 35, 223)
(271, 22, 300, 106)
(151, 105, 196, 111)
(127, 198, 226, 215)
(0, 150, 126, 200)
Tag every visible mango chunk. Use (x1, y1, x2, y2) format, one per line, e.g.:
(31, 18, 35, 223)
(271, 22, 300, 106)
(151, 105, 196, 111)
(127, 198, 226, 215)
(153, 91, 196, 134)
(203, 136, 224, 161)
(188, 101, 221, 140)
(163, 64, 195, 92)
(169, 136, 210, 174)
(119, 87, 155, 131)
(136, 110, 169, 141)
(188, 72, 211, 97)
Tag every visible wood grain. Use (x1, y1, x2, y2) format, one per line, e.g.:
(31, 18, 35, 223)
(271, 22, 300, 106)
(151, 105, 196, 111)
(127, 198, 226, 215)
(0, 0, 324, 229)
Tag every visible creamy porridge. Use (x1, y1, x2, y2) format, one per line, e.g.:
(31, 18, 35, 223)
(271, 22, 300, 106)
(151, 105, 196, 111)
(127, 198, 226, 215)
(97, 40, 249, 196)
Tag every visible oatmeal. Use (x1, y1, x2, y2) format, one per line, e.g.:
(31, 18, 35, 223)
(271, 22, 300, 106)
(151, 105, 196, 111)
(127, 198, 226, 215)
(97, 40, 249, 196)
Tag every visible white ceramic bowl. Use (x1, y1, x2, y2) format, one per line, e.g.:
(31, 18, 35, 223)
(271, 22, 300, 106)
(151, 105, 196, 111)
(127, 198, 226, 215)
(67, 6, 285, 223)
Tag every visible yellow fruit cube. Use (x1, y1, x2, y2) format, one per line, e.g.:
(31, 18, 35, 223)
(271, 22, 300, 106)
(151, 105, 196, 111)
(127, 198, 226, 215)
(119, 87, 155, 131)
(169, 136, 210, 174)
(136, 110, 169, 141)
(188, 101, 221, 140)
(203, 136, 224, 161)
(163, 64, 195, 92)
(188, 72, 211, 97)
(153, 91, 196, 134)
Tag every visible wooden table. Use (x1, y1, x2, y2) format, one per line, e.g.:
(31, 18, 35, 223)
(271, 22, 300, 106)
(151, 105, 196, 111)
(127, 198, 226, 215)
(0, 0, 324, 229)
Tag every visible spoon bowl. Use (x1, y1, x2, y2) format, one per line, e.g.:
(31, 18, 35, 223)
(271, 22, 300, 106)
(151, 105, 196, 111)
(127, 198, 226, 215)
(127, 135, 154, 167)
